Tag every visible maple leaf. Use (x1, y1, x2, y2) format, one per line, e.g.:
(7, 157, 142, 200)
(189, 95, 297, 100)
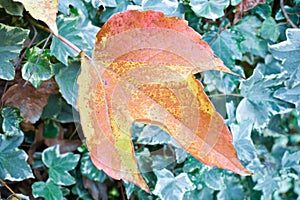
(77, 10, 251, 192)
(13, 0, 58, 35)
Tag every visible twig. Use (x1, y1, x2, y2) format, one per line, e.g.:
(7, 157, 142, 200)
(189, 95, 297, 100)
(15, 22, 38, 70)
(0, 179, 21, 200)
(23, 32, 53, 87)
(209, 16, 229, 45)
(118, 181, 126, 200)
(208, 93, 243, 98)
(280, 0, 298, 28)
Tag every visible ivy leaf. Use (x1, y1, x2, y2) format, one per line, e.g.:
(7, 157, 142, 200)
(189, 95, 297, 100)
(0, 24, 29, 80)
(55, 62, 80, 109)
(80, 152, 108, 182)
(99, 0, 128, 23)
(22, 47, 54, 88)
(217, 181, 244, 200)
(274, 68, 300, 126)
(50, 15, 88, 65)
(0, 134, 34, 181)
(42, 145, 80, 186)
(184, 187, 213, 200)
(233, 16, 267, 57)
(43, 119, 60, 138)
(153, 169, 195, 200)
(254, 175, 280, 200)
(189, 0, 229, 20)
(260, 17, 280, 42)
(231, 121, 256, 162)
(32, 179, 63, 200)
(13, 0, 58, 34)
(101, 0, 117, 7)
(136, 125, 178, 146)
(58, 0, 88, 16)
(237, 65, 291, 128)
(78, 10, 250, 192)
(1, 107, 23, 136)
(141, 0, 179, 16)
(203, 29, 243, 69)
(0, 0, 23, 16)
(281, 150, 300, 174)
(269, 28, 300, 74)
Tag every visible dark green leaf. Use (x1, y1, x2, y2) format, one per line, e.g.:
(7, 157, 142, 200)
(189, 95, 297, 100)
(137, 125, 175, 145)
(202, 168, 225, 190)
(101, 0, 117, 7)
(57, 101, 79, 123)
(260, 17, 280, 42)
(203, 29, 243, 69)
(275, 6, 299, 25)
(141, 0, 179, 16)
(233, 16, 267, 57)
(135, 147, 153, 173)
(32, 179, 63, 200)
(237, 65, 291, 128)
(0, 134, 33, 181)
(1, 107, 23, 136)
(217, 181, 244, 200)
(43, 119, 60, 138)
(71, 176, 93, 200)
(152, 154, 175, 170)
(189, 0, 229, 20)
(184, 187, 213, 200)
(274, 68, 300, 126)
(281, 150, 300, 171)
(50, 15, 89, 65)
(153, 169, 195, 200)
(0, 0, 23, 16)
(42, 145, 80, 186)
(99, 0, 128, 23)
(269, 28, 300, 74)
(80, 152, 108, 182)
(0, 24, 29, 80)
(41, 94, 63, 119)
(77, 17, 99, 51)
(231, 121, 256, 162)
(55, 62, 80, 109)
(252, 4, 272, 19)
(253, 175, 280, 200)
(58, 0, 88, 16)
(22, 47, 54, 87)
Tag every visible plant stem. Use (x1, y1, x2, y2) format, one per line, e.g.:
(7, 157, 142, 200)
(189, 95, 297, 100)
(28, 18, 91, 58)
(280, 0, 298, 28)
(0, 179, 21, 200)
(23, 32, 53, 87)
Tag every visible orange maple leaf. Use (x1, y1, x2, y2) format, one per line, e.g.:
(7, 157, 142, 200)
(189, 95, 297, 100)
(77, 10, 251, 192)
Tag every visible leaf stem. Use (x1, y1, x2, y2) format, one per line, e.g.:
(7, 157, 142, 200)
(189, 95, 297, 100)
(280, 0, 298, 28)
(56, 34, 82, 55)
(28, 17, 92, 59)
(0, 179, 21, 200)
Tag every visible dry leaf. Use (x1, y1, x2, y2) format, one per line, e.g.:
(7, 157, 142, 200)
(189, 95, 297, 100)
(13, 0, 58, 35)
(234, 0, 266, 24)
(2, 79, 59, 123)
(78, 10, 251, 192)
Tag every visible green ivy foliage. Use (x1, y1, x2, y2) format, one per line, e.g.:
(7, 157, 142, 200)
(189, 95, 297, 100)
(0, 0, 299, 199)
